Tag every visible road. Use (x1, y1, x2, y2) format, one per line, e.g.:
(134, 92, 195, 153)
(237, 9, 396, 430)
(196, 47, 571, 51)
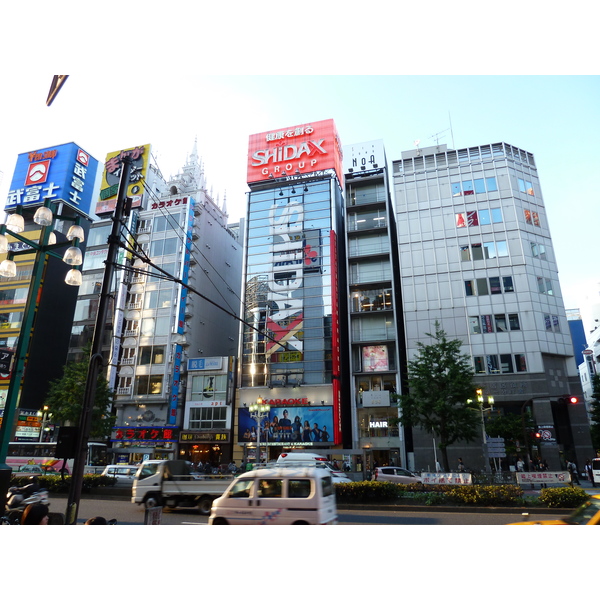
(45, 495, 565, 525)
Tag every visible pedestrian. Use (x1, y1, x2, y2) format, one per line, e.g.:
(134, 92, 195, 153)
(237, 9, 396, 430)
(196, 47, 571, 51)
(516, 458, 524, 472)
(567, 459, 580, 485)
(457, 458, 465, 472)
(585, 460, 595, 487)
(21, 503, 49, 525)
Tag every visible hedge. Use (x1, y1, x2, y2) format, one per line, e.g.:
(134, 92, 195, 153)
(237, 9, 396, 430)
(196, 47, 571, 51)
(335, 481, 589, 508)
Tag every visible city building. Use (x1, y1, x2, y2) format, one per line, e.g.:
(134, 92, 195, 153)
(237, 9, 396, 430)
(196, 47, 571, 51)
(0, 142, 99, 444)
(69, 142, 243, 466)
(343, 140, 408, 469)
(392, 142, 594, 470)
(235, 119, 350, 463)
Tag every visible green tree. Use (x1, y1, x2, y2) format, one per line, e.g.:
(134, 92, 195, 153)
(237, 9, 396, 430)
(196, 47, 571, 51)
(392, 322, 479, 471)
(589, 374, 600, 454)
(485, 412, 536, 458)
(45, 345, 115, 439)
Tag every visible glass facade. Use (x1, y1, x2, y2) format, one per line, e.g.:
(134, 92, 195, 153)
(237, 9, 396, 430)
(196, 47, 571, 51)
(242, 179, 336, 388)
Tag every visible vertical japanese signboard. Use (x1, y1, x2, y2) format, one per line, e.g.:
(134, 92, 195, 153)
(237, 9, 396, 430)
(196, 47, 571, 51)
(95, 144, 151, 216)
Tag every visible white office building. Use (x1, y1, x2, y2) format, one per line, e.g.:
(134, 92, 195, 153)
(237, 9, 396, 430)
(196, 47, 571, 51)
(393, 142, 593, 470)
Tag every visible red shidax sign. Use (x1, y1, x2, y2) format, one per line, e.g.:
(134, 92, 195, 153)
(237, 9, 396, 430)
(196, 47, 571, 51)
(247, 119, 344, 185)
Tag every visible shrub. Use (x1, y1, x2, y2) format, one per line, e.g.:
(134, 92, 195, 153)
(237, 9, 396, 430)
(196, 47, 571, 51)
(335, 481, 402, 502)
(445, 485, 523, 506)
(10, 473, 116, 493)
(539, 486, 589, 508)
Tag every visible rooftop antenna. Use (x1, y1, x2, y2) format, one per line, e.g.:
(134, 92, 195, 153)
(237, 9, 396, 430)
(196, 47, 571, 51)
(429, 128, 450, 146)
(448, 111, 456, 148)
(414, 139, 421, 156)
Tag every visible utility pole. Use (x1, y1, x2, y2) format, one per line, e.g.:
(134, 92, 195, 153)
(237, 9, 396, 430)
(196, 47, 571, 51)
(65, 157, 132, 524)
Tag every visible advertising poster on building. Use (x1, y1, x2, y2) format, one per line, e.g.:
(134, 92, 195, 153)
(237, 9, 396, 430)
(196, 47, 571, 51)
(238, 405, 334, 445)
(95, 143, 151, 216)
(362, 345, 389, 371)
(6, 142, 99, 217)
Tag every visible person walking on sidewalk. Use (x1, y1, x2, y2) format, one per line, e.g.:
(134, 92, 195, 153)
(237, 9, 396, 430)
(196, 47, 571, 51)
(567, 459, 580, 485)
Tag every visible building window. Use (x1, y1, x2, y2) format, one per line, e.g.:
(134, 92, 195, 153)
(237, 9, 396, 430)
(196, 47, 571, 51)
(465, 275, 514, 296)
(138, 345, 166, 365)
(188, 406, 227, 430)
(531, 242, 546, 260)
(144, 289, 172, 309)
(476, 278, 489, 295)
(469, 316, 481, 334)
(191, 374, 227, 404)
(474, 354, 527, 374)
(134, 374, 163, 395)
(456, 208, 503, 228)
(518, 178, 534, 196)
(471, 313, 520, 333)
(150, 237, 178, 256)
(544, 315, 561, 332)
(461, 241, 508, 261)
(524, 209, 541, 226)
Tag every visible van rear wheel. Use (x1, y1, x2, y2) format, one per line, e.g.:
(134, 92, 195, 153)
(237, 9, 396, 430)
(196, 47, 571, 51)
(292, 520, 309, 525)
(197, 496, 213, 515)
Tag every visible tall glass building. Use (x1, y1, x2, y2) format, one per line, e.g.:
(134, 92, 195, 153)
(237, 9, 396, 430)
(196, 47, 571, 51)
(237, 120, 350, 460)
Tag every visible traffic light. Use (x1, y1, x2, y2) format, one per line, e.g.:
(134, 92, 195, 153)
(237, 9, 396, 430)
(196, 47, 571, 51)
(559, 396, 579, 405)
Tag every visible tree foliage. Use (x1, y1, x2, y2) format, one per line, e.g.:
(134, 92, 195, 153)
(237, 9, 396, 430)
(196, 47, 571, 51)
(45, 345, 115, 439)
(393, 322, 480, 471)
(589, 374, 600, 453)
(485, 412, 535, 457)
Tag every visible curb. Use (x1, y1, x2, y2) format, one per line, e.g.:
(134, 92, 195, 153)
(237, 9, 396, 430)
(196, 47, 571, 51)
(337, 503, 572, 514)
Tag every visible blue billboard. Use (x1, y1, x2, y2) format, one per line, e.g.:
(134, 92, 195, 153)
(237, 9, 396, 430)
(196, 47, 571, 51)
(6, 142, 99, 217)
(238, 405, 334, 445)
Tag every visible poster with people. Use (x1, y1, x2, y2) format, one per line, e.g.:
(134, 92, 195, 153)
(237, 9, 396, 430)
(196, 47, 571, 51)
(238, 405, 334, 445)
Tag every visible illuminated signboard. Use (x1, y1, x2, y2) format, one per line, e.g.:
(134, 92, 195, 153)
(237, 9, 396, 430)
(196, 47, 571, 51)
(237, 404, 334, 445)
(6, 142, 99, 217)
(247, 119, 344, 185)
(95, 143, 151, 216)
(111, 427, 177, 442)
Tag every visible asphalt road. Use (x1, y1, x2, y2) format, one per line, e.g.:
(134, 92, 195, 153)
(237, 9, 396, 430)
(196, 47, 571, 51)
(44, 495, 566, 525)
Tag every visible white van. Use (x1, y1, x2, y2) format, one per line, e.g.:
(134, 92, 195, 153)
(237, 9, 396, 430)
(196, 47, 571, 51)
(208, 466, 338, 525)
(276, 452, 352, 483)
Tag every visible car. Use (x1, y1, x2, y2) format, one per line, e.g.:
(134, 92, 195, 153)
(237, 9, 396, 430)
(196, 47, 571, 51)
(276, 453, 352, 483)
(374, 466, 422, 484)
(101, 465, 139, 485)
(508, 494, 600, 525)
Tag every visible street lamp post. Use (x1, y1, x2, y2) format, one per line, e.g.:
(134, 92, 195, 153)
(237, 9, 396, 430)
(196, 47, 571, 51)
(468, 388, 494, 473)
(37, 405, 51, 442)
(249, 396, 270, 465)
(0, 201, 86, 515)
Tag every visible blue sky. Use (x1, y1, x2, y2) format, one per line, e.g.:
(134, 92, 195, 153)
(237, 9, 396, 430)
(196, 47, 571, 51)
(1, 74, 598, 332)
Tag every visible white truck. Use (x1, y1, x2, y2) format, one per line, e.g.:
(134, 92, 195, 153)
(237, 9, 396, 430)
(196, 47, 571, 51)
(131, 460, 234, 515)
